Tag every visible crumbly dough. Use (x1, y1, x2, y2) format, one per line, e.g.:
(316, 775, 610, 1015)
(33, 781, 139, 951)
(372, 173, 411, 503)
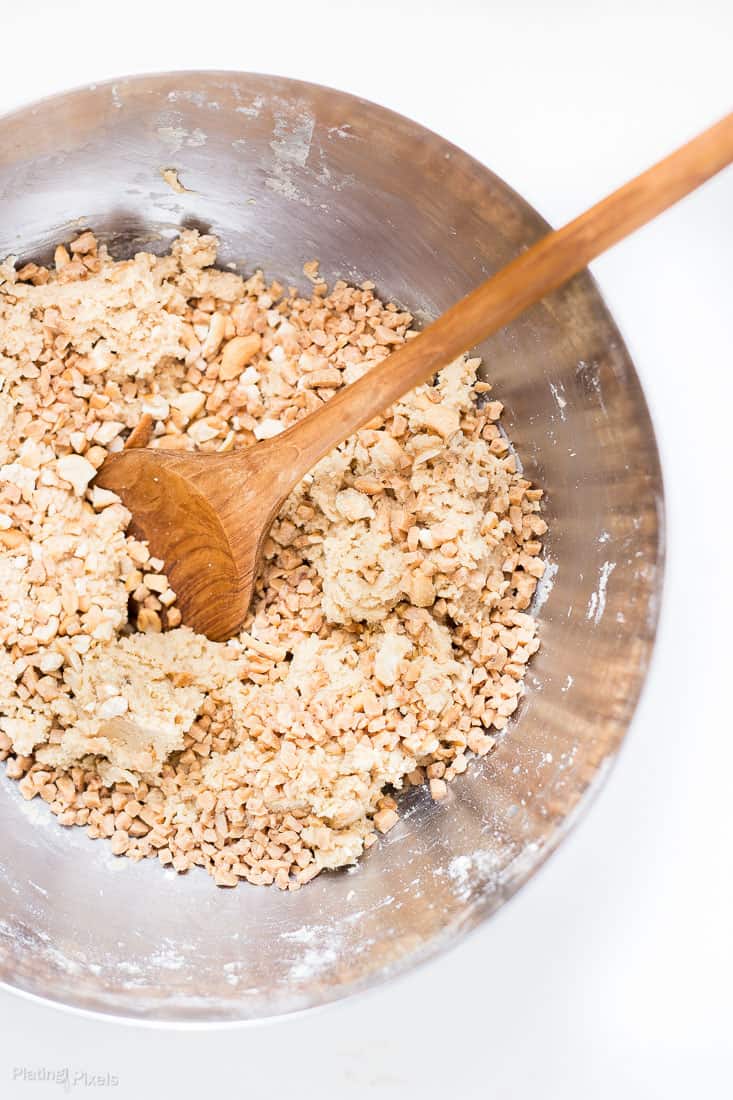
(0, 231, 546, 888)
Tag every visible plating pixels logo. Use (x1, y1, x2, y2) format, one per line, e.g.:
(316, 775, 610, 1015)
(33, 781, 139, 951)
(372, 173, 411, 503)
(12, 1067, 119, 1093)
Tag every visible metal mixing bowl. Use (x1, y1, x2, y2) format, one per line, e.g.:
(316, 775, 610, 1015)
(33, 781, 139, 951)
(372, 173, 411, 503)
(0, 72, 664, 1023)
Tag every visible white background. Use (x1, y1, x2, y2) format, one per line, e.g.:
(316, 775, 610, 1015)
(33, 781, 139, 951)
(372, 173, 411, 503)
(0, 0, 731, 1096)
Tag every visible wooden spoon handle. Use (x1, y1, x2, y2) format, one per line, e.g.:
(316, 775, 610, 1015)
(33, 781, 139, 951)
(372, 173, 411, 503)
(273, 110, 733, 477)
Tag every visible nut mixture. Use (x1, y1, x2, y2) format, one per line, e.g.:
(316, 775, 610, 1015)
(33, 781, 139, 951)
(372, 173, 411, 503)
(0, 231, 546, 888)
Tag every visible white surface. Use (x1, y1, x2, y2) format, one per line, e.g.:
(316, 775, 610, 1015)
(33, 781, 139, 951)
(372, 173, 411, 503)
(1, 1, 731, 1096)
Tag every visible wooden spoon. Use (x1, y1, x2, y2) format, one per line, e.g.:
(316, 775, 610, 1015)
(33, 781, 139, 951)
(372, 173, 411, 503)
(96, 112, 733, 641)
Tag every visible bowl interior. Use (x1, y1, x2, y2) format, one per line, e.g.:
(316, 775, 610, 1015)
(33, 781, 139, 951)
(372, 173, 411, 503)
(0, 72, 663, 1022)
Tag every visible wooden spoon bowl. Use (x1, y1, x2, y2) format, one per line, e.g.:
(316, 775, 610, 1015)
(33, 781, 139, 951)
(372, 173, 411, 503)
(98, 439, 302, 640)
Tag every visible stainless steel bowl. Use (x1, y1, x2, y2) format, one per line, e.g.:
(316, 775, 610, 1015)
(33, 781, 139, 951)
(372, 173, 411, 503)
(0, 71, 664, 1023)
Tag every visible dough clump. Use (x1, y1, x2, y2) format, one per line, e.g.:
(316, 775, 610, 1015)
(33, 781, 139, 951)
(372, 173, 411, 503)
(0, 233, 546, 888)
